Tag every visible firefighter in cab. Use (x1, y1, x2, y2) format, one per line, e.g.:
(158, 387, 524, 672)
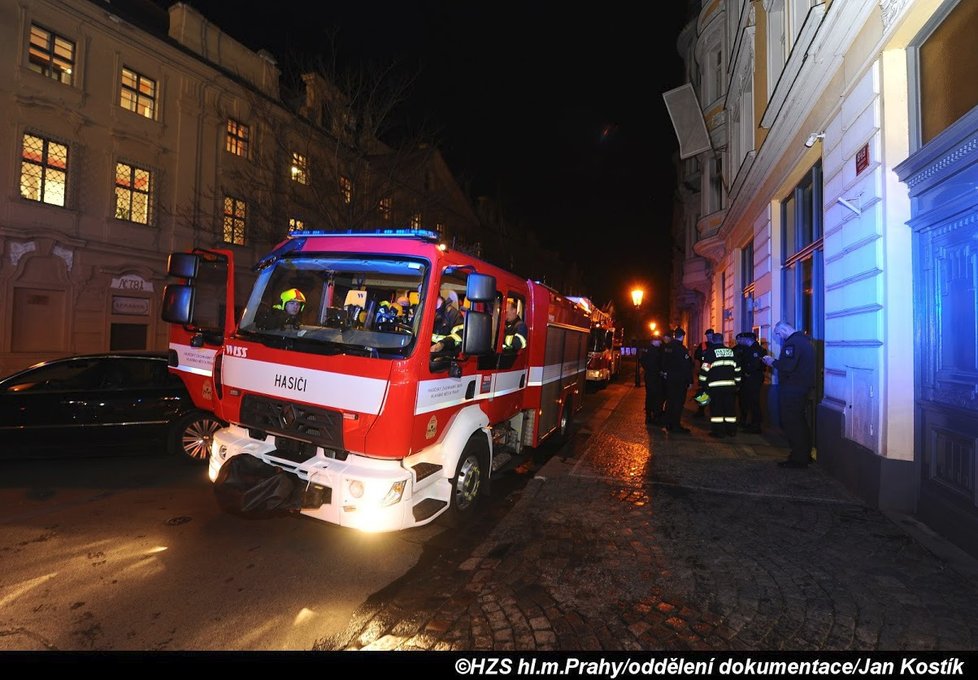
(257, 287, 306, 330)
(377, 293, 416, 334)
(503, 299, 528, 351)
(431, 289, 464, 354)
(395, 294, 415, 325)
(374, 300, 399, 332)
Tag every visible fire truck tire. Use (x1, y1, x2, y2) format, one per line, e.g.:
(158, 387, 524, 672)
(444, 435, 489, 525)
(170, 411, 224, 463)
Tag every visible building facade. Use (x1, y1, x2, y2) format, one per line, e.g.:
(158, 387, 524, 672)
(0, 0, 481, 376)
(671, 0, 978, 555)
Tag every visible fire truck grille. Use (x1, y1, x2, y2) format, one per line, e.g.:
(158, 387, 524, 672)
(240, 394, 345, 451)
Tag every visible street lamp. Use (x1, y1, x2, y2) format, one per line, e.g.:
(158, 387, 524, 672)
(630, 288, 645, 386)
(631, 288, 644, 308)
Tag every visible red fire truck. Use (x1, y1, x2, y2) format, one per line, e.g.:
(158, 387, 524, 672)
(161, 230, 590, 532)
(568, 297, 620, 388)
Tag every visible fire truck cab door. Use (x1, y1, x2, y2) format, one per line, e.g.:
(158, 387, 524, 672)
(162, 250, 235, 411)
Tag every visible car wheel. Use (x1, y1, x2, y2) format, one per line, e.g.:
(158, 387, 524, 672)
(443, 435, 488, 526)
(170, 411, 223, 463)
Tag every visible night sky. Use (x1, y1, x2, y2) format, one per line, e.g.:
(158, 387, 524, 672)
(161, 1, 690, 321)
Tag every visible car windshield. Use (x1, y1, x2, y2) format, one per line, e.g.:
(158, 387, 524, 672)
(238, 255, 427, 357)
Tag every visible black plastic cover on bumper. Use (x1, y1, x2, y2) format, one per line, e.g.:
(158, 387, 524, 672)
(213, 454, 305, 517)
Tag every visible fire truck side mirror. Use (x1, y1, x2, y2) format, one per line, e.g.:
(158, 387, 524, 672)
(167, 252, 200, 279)
(161, 284, 194, 325)
(465, 273, 496, 302)
(461, 311, 493, 356)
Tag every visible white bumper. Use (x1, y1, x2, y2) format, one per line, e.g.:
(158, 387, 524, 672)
(208, 425, 452, 532)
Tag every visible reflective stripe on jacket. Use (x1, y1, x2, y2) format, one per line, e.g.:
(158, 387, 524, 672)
(699, 346, 741, 389)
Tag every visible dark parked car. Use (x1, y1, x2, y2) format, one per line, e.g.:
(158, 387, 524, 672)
(0, 352, 223, 462)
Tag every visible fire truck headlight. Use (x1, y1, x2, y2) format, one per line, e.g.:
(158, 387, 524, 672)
(381, 480, 407, 507)
(348, 480, 364, 499)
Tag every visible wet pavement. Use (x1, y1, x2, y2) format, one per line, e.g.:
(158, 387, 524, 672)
(317, 380, 978, 651)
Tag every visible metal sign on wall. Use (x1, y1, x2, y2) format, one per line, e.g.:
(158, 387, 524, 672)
(112, 295, 150, 316)
(855, 143, 869, 175)
(110, 274, 153, 292)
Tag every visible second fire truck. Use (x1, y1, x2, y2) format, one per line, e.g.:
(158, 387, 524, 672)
(568, 297, 621, 388)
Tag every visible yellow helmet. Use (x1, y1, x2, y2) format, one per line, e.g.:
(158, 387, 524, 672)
(279, 288, 305, 309)
(694, 391, 711, 406)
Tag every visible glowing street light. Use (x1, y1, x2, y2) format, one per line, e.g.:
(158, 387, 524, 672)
(631, 288, 644, 308)
(630, 287, 645, 387)
(649, 321, 657, 334)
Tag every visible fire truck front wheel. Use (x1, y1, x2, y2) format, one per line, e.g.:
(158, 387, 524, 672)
(445, 436, 489, 525)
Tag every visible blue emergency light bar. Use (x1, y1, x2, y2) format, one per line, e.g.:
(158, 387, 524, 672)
(288, 228, 440, 242)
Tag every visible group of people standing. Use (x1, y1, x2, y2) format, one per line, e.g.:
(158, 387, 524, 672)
(639, 321, 816, 468)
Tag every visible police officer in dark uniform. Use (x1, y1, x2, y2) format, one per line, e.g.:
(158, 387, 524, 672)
(763, 321, 816, 468)
(660, 327, 693, 433)
(735, 331, 765, 433)
(699, 332, 740, 437)
(640, 335, 665, 424)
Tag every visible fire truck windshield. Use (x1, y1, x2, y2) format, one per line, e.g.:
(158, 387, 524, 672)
(237, 255, 427, 356)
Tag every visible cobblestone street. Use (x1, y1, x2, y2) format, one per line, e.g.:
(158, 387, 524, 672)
(318, 380, 978, 651)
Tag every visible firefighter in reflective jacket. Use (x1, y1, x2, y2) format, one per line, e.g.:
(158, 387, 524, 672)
(699, 331, 741, 438)
(431, 289, 464, 354)
(503, 299, 528, 351)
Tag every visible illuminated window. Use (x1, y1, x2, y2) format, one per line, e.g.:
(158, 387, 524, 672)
(339, 176, 352, 204)
(290, 152, 308, 184)
(226, 119, 249, 157)
(223, 196, 247, 245)
(289, 217, 304, 232)
(434, 222, 445, 236)
(28, 24, 74, 85)
(410, 213, 422, 229)
(120, 67, 156, 119)
(20, 133, 68, 206)
(917, 0, 978, 146)
(378, 196, 392, 220)
(114, 162, 152, 224)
